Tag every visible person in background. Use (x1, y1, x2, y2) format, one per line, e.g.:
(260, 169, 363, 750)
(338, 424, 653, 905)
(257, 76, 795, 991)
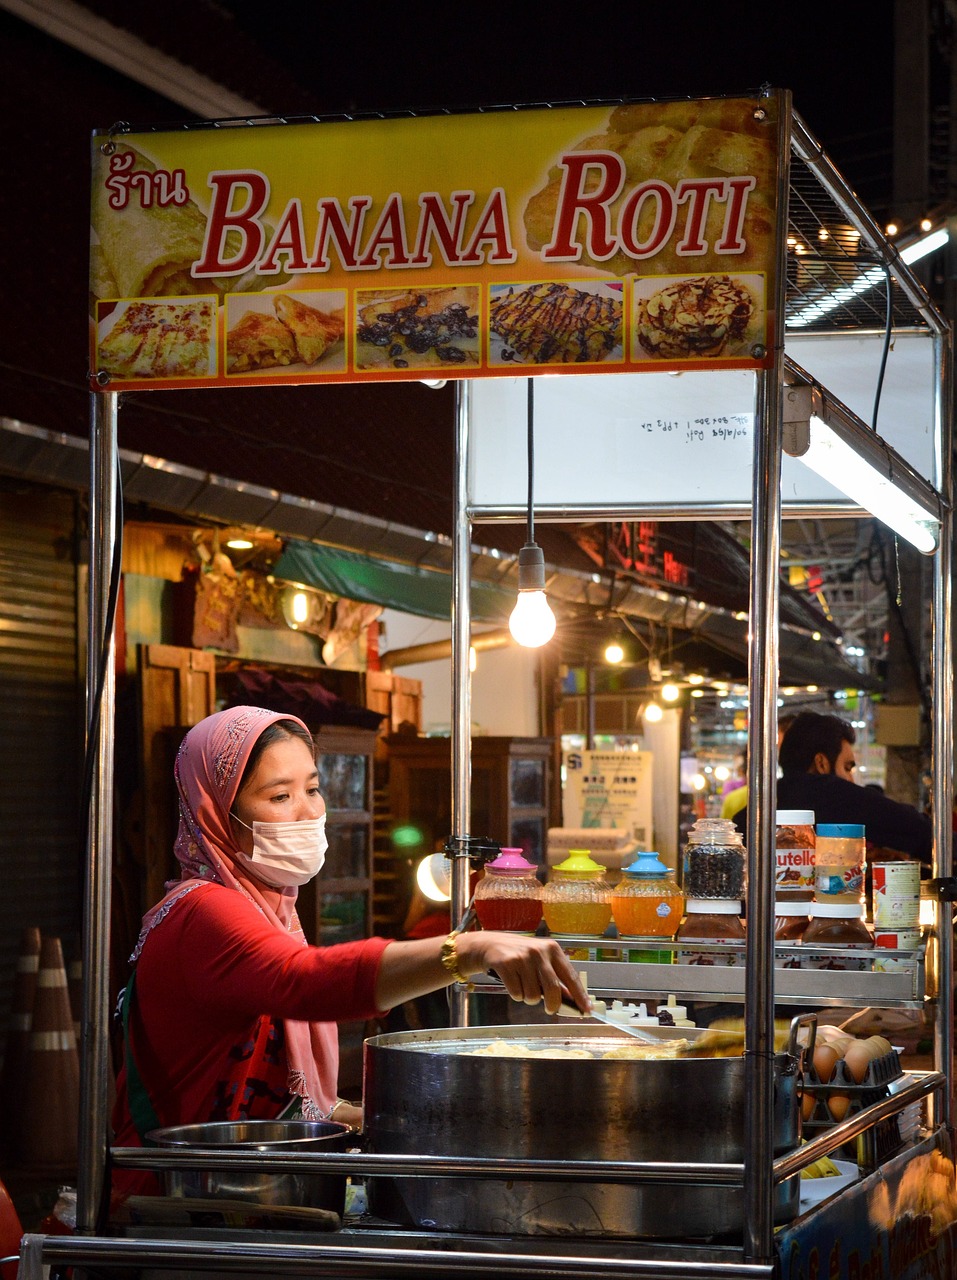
(719, 715, 796, 823)
(111, 706, 588, 1200)
(720, 752, 747, 797)
(734, 710, 931, 866)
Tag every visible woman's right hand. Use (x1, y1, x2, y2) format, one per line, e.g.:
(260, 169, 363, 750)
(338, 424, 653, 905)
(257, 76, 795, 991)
(453, 932, 589, 1016)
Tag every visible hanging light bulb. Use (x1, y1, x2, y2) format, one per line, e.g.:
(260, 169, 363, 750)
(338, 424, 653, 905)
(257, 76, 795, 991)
(509, 553, 557, 647)
(509, 380, 556, 648)
(643, 701, 663, 723)
(661, 682, 680, 702)
(604, 639, 625, 664)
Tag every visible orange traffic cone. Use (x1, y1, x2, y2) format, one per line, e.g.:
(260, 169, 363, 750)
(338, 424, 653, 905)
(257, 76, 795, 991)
(0, 1175, 22, 1280)
(0, 926, 41, 1157)
(15, 936, 78, 1173)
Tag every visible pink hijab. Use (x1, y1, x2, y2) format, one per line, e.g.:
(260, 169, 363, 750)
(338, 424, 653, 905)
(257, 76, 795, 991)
(132, 705, 338, 1121)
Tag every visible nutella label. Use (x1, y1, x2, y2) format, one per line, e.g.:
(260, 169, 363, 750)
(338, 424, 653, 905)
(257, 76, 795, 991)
(775, 846, 814, 893)
(677, 934, 740, 966)
(801, 949, 868, 972)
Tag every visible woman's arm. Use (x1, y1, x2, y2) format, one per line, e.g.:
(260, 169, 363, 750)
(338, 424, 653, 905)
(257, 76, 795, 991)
(373, 931, 590, 1016)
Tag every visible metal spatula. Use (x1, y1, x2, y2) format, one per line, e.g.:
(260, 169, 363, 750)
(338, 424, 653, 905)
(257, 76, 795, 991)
(556, 1000, 662, 1043)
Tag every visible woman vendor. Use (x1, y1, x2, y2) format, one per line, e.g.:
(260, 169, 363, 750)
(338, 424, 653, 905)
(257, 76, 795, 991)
(112, 706, 587, 1197)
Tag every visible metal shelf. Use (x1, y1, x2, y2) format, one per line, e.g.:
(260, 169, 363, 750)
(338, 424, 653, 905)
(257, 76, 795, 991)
(471, 937, 926, 1009)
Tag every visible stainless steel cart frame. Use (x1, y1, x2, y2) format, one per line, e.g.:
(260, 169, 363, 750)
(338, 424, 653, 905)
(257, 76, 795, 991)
(23, 93, 951, 1280)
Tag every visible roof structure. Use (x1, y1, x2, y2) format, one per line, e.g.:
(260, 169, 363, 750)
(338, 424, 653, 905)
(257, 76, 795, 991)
(1, 2, 923, 689)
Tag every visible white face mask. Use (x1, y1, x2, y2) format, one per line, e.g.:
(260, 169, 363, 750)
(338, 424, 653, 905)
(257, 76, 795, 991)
(232, 813, 328, 888)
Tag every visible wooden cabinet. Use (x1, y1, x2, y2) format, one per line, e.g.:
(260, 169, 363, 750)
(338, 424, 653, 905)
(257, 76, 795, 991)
(294, 726, 377, 947)
(387, 736, 556, 864)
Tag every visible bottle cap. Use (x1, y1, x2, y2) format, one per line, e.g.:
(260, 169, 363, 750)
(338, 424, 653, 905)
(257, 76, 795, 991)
(809, 901, 865, 918)
(774, 901, 811, 916)
(816, 823, 865, 839)
(685, 898, 742, 914)
(775, 810, 815, 824)
(553, 851, 606, 876)
(622, 851, 670, 878)
(486, 849, 536, 874)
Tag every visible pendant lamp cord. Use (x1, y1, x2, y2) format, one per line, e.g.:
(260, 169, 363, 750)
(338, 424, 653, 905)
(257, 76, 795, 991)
(526, 379, 535, 545)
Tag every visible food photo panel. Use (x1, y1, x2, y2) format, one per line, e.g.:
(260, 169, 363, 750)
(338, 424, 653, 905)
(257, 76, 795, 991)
(488, 280, 624, 367)
(631, 273, 766, 364)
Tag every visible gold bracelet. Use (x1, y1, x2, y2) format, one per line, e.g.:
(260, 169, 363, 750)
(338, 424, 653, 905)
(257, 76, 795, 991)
(440, 930, 475, 991)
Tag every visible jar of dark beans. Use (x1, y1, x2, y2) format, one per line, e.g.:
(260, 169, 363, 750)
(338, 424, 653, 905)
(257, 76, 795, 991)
(682, 818, 747, 900)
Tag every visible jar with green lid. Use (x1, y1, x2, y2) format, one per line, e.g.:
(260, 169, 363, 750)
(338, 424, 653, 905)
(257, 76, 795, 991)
(542, 850, 612, 937)
(473, 848, 543, 933)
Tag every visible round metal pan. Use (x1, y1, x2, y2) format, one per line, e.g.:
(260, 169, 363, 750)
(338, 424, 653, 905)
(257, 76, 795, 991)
(363, 1023, 800, 1239)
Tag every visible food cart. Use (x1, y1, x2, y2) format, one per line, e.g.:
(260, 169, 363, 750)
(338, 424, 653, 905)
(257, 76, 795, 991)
(16, 87, 955, 1279)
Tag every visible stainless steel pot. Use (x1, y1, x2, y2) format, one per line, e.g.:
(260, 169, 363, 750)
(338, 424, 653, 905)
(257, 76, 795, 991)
(363, 1024, 800, 1239)
(146, 1119, 351, 1215)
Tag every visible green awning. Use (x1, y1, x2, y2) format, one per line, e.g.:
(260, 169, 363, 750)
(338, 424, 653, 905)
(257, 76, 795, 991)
(274, 541, 513, 624)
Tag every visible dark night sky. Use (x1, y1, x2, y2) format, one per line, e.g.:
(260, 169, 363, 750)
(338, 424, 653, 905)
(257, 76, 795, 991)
(217, 1, 898, 213)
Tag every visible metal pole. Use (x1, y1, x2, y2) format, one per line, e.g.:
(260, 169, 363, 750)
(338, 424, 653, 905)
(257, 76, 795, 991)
(742, 91, 791, 1264)
(930, 327, 953, 1130)
(76, 389, 119, 1232)
(450, 379, 473, 1027)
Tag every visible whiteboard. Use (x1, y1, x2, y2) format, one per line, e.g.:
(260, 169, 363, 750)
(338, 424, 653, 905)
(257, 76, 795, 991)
(468, 331, 939, 510)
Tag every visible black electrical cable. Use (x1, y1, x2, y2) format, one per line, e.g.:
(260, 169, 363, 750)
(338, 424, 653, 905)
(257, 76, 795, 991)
(526, 378, 535, 545)
(871, 266, 894, 432)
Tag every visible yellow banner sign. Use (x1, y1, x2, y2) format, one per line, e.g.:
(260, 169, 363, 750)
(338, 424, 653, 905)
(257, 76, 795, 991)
(89, 95, 783, 390)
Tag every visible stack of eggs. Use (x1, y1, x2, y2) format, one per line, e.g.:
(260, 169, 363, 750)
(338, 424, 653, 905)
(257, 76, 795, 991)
(803, 1024, 895, 1123)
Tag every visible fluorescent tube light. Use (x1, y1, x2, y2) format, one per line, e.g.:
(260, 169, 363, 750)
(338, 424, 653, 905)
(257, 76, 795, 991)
(784, 415, 939, 553)
(900, 228, 947, 265)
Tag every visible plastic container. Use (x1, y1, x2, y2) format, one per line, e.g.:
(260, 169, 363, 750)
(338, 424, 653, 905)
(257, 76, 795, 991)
(675, 898, 745, 966)
(774, 809, 815, 900)
(802, 902, 872, 970)
(611, 852, 684, 938)
(774, 900, 810, 969)
(542, 850, 612, 937)
(682, 818, 747, 900)
(814, 823, 865, 905)
(473, 848, 543, 933)
(774, 901, 811, 942)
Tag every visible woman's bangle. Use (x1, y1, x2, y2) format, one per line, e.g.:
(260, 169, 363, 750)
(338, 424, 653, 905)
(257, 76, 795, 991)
(440, 930, 475, 991)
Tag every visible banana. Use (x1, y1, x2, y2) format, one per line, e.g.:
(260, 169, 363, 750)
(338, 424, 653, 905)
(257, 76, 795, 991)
(800, 1153, 842, 1179)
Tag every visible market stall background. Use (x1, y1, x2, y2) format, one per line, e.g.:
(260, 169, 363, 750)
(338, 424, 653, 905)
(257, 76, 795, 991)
(0, 0, 941, 1033)
(1, 2, 955, 1273)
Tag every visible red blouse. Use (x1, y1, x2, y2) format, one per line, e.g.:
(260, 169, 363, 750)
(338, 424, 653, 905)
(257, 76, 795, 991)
(111, 881, 389, 1198)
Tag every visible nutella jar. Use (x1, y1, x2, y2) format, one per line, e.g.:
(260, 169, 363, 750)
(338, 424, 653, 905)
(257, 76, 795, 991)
(774, 809, 815, 900)
(802, 902, 872, 971)
(774, 900, 809, 968)
(675, 899, 745, 966)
